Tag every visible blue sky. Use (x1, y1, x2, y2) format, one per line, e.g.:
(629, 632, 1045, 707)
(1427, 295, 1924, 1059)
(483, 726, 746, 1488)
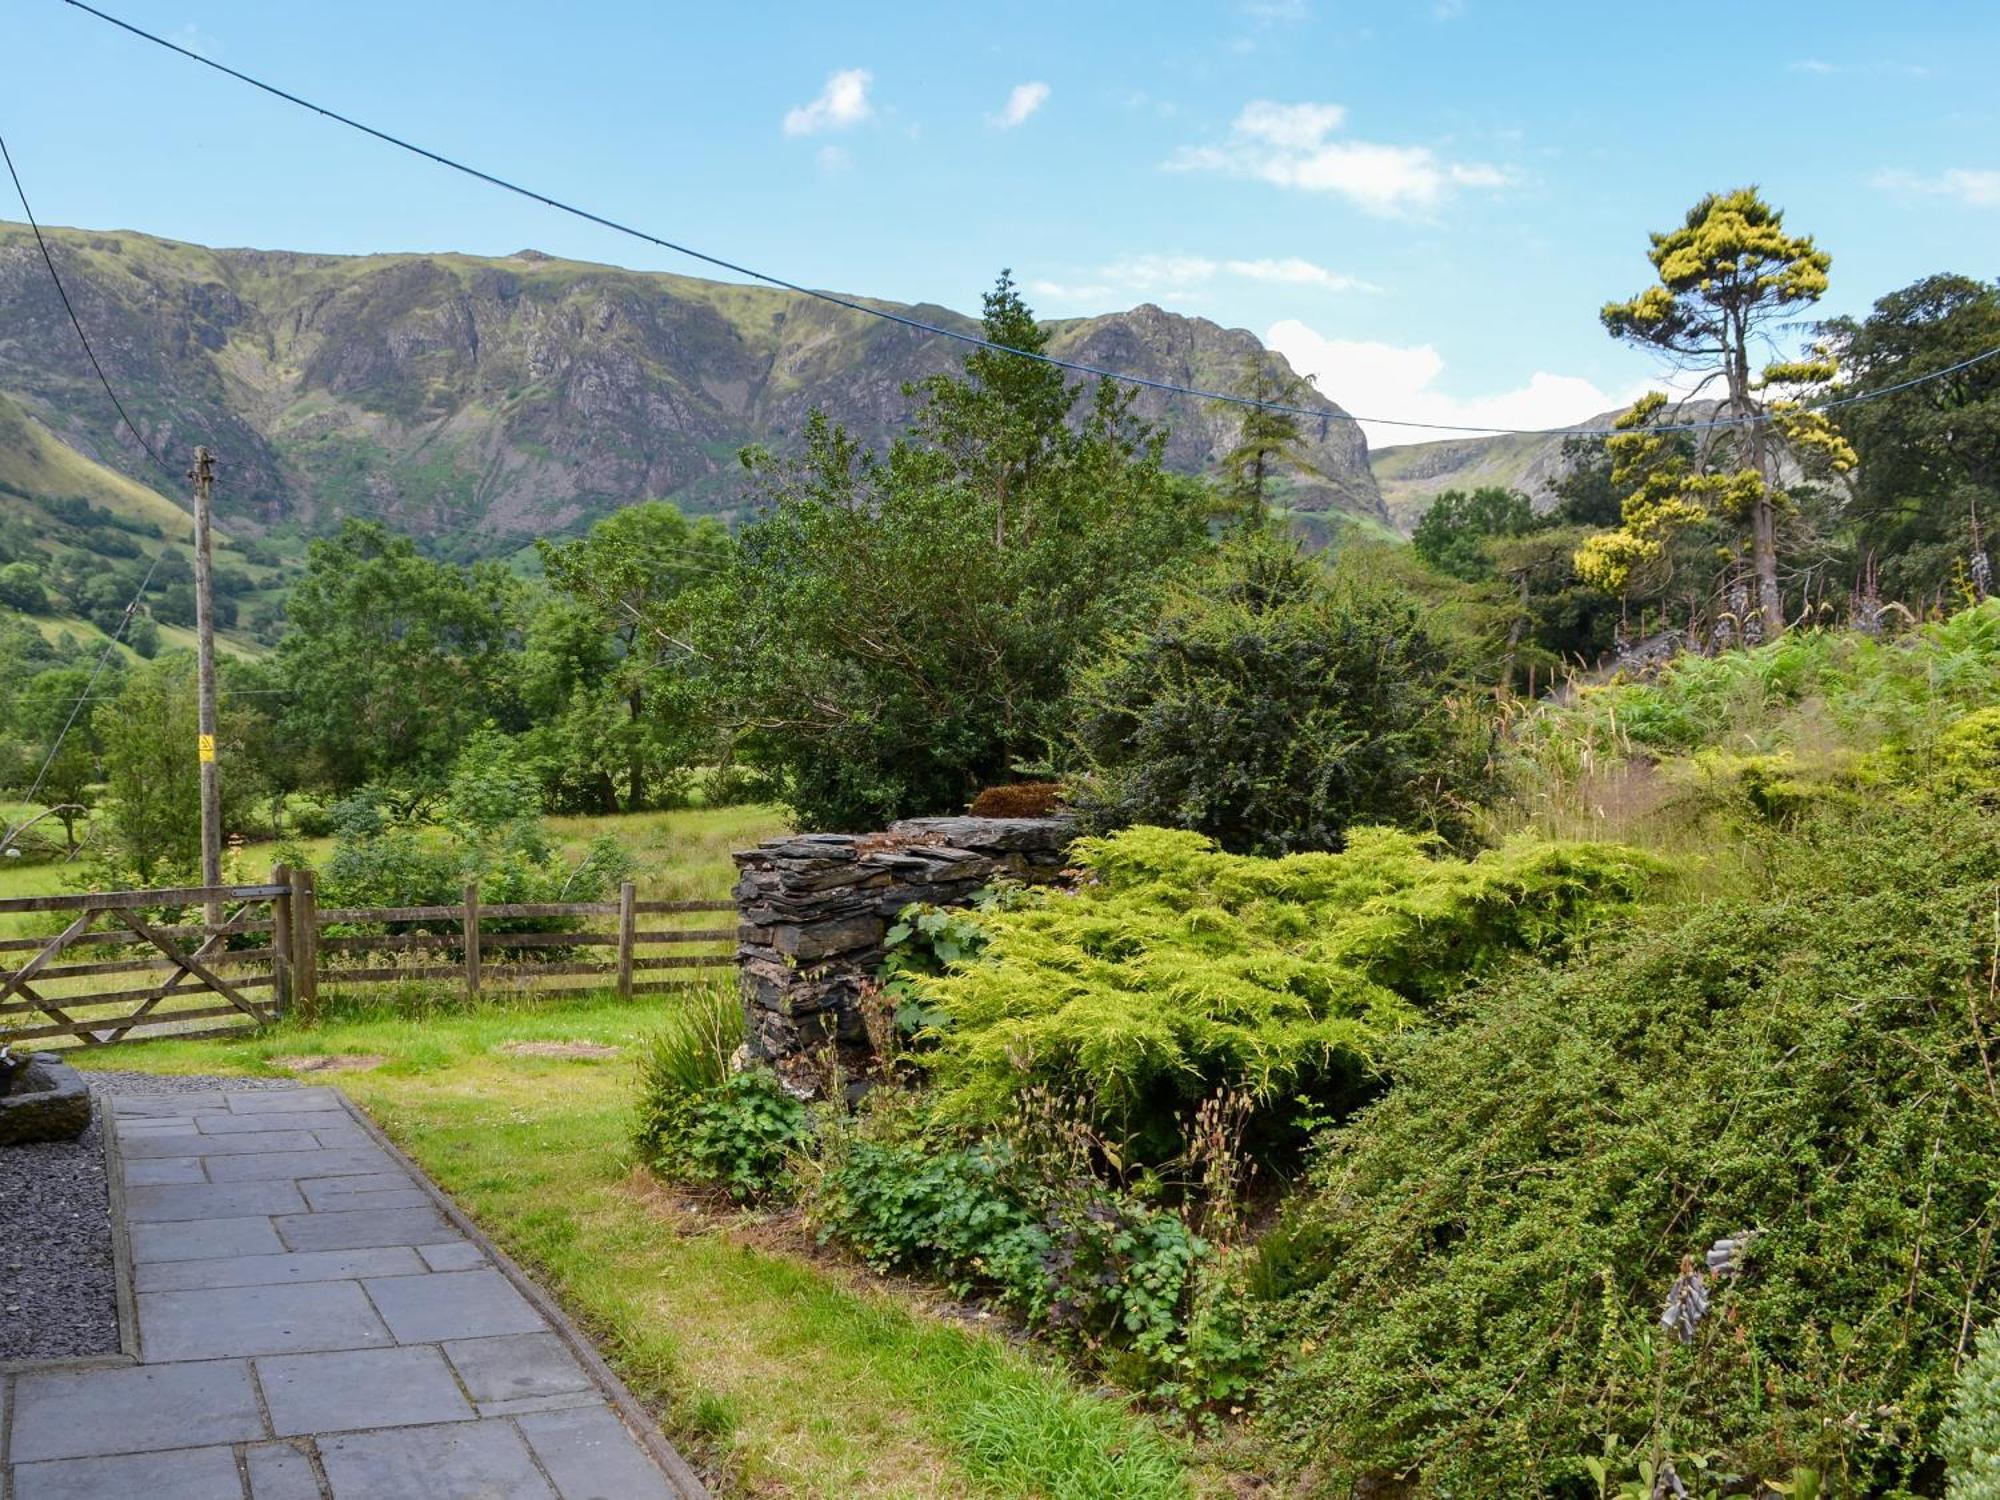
(8, 0, 1998, 447)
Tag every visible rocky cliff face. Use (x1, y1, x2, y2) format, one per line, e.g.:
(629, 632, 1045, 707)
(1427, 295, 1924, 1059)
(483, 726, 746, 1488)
(0, 224, 1387, 549)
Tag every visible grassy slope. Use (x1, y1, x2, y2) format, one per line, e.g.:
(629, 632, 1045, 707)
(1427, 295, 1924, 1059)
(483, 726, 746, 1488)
(0, 390, 193, 536)
(0, 389, 274, 653)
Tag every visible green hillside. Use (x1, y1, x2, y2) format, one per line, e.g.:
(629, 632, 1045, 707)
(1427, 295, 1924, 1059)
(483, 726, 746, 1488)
(0, 390, 278, 656)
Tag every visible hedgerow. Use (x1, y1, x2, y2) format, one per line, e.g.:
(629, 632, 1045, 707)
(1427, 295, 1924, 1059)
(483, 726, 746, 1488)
(910, 823, 1660, 1156)
(1252, 799, 2000, 1496)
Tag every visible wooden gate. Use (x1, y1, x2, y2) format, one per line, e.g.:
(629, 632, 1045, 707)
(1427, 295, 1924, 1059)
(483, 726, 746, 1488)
(0, 877, 293, 1048)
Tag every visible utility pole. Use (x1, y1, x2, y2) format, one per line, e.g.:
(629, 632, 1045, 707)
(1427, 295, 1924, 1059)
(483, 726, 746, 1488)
(190, 446, 221, 923)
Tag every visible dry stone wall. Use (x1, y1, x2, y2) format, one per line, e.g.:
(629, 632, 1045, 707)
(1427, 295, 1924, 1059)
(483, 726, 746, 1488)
(733, 816, 1073, 1085)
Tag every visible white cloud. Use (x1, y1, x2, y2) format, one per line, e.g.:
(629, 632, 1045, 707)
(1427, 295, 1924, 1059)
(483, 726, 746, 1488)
(994, 81, 1050, 128)
(1265, 319, 1645, 449)
(1235, 100, 1347, 150)
(1223, 257, 1379, 292)
(784, 69, 873, 137)
(1873, 167, 2000, 207)
(1026, 254, 1377, 306)
(1167, 101, 1510, 216)
(1790, 57, 1930, 78)
(1240, 0, 1310, 20)
(173, 22, 220, 57)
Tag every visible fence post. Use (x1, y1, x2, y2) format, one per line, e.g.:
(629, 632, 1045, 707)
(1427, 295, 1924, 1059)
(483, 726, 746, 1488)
(464, 882, 481, 996)
(616, 881, 636, 1001)
(291, 867, 318, 1017)
(271, 862, 292, 1017)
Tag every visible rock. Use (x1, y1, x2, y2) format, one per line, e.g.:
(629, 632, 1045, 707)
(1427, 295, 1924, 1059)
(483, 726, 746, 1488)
(0, 1054, 92, 1146)
(733, 816, 1076, 1090)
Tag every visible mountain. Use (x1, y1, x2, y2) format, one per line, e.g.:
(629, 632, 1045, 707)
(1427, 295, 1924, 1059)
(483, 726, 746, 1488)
(1370, 422, 1604, 533)
(0, 223, 1387, 554)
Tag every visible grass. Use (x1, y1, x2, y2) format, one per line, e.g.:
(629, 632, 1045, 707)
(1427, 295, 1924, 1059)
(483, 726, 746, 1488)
(544, 803, 790, 903)
(67, 989, 1194, 1499)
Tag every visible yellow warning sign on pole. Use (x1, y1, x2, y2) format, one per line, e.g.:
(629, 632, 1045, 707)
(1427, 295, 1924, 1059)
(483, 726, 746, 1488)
(197, 734, 216, 764)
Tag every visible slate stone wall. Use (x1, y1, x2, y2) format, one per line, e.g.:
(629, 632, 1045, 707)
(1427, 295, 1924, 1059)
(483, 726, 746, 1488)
(733, 816, 1073, 1085)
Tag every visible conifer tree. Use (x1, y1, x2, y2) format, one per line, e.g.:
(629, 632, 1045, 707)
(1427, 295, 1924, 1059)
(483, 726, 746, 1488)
(1590, 189, 1854, 636)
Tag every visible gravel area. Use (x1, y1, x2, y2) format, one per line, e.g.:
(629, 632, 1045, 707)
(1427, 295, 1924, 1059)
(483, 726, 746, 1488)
(0, 1071, 299, 1365)
(0, 1103, 116, 1362)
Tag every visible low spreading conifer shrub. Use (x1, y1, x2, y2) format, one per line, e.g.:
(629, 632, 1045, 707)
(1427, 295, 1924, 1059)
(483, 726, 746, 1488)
(1251, 799, 2000, 1496)
(907, 823, 1660, 1158)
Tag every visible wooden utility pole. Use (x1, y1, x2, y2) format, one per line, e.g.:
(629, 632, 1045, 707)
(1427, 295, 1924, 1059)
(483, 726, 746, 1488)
(190, 447, 222, 923)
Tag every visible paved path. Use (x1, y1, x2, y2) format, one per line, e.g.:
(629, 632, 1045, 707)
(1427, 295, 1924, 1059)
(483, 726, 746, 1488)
(0, 1086, 704, 1500)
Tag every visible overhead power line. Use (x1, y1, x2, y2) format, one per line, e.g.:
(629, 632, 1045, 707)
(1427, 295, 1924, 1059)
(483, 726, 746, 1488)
(0, 123, 179, 844)
(57, 0, 2000, 440)
(0, 128, 171, 472)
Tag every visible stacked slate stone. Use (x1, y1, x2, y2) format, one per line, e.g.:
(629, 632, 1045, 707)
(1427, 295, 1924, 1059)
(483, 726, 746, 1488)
(733, 815, 1073, 1087)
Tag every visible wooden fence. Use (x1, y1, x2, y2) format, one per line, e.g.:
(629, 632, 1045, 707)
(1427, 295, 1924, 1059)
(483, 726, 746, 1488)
(0, 868, 736, 1049)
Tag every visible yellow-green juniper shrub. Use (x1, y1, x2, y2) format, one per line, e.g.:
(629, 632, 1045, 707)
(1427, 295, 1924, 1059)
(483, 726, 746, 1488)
(909, 823, 1660, 1157)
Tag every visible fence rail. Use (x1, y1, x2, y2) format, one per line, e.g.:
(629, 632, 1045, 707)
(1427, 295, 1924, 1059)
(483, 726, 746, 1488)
(0, 870, 737, 1049)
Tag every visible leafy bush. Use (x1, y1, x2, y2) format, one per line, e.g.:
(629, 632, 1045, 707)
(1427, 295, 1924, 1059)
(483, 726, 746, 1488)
(910, 823, 1659, 1157)
(815, 1138, 1047, 1291)
(1948, 1323, 2000, 1500)
(1930, 705, 2000, 795)
(666, 1069, 810, 1201)
(1252, 800, 2000, 1496)
(1070, 534, 1498, 855)
(811, 1102, 1208, 1378)
(634, 982, 743, 1159)
(314, 733, 631, 924)
(683, 275, 1210, 831)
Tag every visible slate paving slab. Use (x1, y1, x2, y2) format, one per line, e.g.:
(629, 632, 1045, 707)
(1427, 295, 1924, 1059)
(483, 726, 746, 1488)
(125, 1178, 310, 1221)
(8, 1358, 262, 1461)
(519, 1404, 682, 1500)
(139, 1278, 393, 1360)
(0, 1085, 700, 1499)
(10, 1444, 247, 1500)
(274, 1203, 457, 1251)
(420, 1240, 488, 1272)
(246, 1441, 325, 1500)
(364, 1267, 545, 1343)
(122, 1126, 324, 1158)
(318, 1420, 558, 1499)
(135, 1244, 429, 1293)
(193, 1108, 354, 1135)
(128, 1210, 287, 1262)
(259, 1345, 475, 1435)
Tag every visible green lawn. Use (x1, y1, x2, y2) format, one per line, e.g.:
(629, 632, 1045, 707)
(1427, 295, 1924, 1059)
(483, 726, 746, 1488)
(72, 991, 1193, 1499)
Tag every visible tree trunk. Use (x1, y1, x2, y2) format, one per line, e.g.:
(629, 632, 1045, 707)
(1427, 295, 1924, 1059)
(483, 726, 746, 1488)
(1751, 498, 1783, 638)
(626, 687, 646, 810)
(1726, 318, 1785, 641)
